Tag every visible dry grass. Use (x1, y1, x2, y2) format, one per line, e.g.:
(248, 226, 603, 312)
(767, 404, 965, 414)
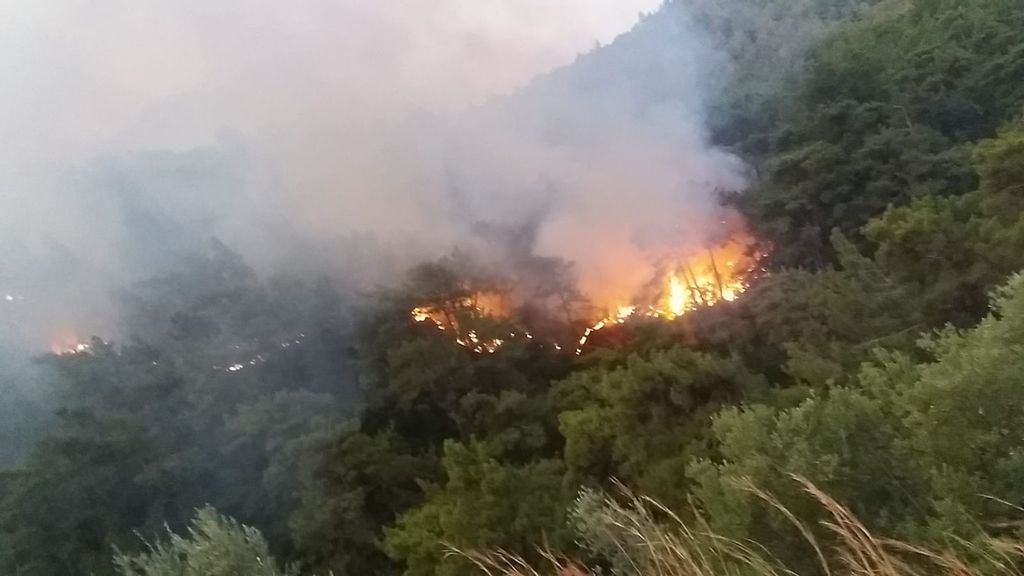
(449, 476, 1024, 576)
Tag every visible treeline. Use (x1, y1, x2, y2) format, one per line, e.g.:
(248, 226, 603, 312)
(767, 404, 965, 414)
(0, 245, 359, 574)
(5, 0, 1024, 575)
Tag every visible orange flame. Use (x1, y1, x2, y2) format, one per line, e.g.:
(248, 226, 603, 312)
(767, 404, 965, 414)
(575, 231, 757, 354)
(410, 292, 524, 354)
(408, 219, 761, 356)
(668, 275, 687, 318)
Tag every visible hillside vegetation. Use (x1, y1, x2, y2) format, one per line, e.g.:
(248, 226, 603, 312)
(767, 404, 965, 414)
(4, 1, 1024, 575)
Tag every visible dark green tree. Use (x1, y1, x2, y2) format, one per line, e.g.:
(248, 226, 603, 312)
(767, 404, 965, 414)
(384, 442, 570, 576)
(867, 114, 1024, 326)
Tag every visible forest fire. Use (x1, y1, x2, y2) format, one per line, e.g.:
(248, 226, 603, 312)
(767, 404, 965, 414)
(410, 295, 528, 354)
(410, 227, 759, 356)
(575, 234, 754, 354)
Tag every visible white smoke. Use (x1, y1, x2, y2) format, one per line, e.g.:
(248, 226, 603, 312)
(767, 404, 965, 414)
(0, 0, 750, 350)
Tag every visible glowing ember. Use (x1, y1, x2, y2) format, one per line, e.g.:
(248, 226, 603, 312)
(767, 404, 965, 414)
(217, 332, 307, 373)
(53, 341, 92, 356)
(410, 293, 522, 354)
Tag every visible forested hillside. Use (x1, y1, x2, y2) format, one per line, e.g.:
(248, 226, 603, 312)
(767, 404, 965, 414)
(4, 0, 1024, 575)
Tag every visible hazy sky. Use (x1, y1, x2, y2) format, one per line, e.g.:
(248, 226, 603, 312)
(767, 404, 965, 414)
(0, 1, 661, 166)
(0, 0, 663, 247)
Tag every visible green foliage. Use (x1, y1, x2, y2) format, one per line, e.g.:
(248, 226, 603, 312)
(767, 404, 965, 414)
(741, 232, 924, 388)
(2, 417, 162, 575)
(674, 0, 886, 144)
(0, 341, 197, 576)
(692, 274, 1024, 566)
(0, 350, 54, 468)
(867, 115, 1024, 325)
(555, 347, 765, 505)
(0, 246, 355, 574)
(385, 442, 571, 576)
(743, 106, 973, 268)
(219, 391, 341, 549)
(738, 0, 1024, 268)
(113, 506, 294, 576)
(689, 369, 926, 570)
(903, 275, 1024, 534)
(293, 259, 570, 576)
(290, 427, 440, 576)
(356, 263, 568, 454)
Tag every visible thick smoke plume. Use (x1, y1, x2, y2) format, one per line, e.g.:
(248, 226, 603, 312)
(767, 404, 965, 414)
(0, 0, 748, 352)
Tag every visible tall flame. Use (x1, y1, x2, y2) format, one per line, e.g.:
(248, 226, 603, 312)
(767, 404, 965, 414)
(667, 275, 687, 318)
(574, 231, 758, 354)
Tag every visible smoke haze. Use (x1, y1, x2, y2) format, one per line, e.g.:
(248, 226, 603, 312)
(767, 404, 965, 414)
(0, 0, 749, 351)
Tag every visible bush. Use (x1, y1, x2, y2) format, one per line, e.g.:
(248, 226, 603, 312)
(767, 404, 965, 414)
(113, 506, 295, 576)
